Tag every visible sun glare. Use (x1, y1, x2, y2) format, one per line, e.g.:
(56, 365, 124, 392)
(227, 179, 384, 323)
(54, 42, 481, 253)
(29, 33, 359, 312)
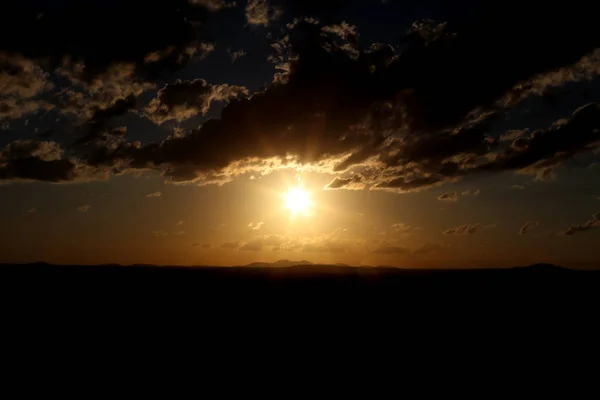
(284, 186, 312, 216)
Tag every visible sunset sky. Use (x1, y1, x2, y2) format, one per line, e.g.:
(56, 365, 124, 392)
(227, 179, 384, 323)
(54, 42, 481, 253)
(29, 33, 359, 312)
(1, 0, 599, 268)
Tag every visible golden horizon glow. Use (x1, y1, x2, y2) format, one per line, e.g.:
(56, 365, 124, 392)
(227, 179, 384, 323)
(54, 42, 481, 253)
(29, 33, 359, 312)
(283, 186, 313, 217)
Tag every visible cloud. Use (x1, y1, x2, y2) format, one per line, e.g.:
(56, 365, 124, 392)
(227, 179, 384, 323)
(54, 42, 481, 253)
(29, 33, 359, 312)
(512, 184, 527, 190)
(28, 208, 37, 213)
(146, 192, 162, 198)
(73, 95, 137, 145)
(3, 3, 600, 192)
(228, 48, 247, 62)
(390, 223, 412, 233)
(322, 21, 358, 41)
(324, 175, 365, 190)
(413, 242, 442, 255)
(444, 223, 481, 235)
(372, 245, 409, 255)
(561, 213, 600, 236)
(1, 1, 210, 81)
(248, 221, 265, 231)
(302, 241, 350, 254)
(173, 231, 186, 236)
(437, 192, 459, 202)
(241, 239, 263, 251)
(176, 220, 184, 226)
(189, 0, 236, 12)
(246, 0, 281, 26)
(461, 190, 480, 197)
(0, 140, 105, 183)
(77, 205, 92, 212)
(221, 242, 240, 250)
(0, 53, 54, 120)
(500, 129, 528, 142)
(145, 79, 248, 124)
(519, 221, 534, 235)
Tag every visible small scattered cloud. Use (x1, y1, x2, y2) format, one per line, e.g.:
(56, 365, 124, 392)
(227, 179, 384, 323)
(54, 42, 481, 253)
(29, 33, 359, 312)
(437, 192, 459, 202)
(560, 213, 600, 236)
(77, 205, 91, 212)
(245, 0, 280, 26)
(146, 191, 162, 198)
(390, 223, 412, 232)
(153, 230, 168, 237)
(444, 223, 482, 235)
(228, 48, 247, 62)
(28, 208, 37, 213)
(173, 231, 186, 236)
(511, 184, 527, 190)
(322, 21, 359, 40)
(438, 190, 480, 201)
(176, 220, 184, 226)
(209, 223, 227, 231)
(189, 0, 236, 12)
(248, 221, 265, 231)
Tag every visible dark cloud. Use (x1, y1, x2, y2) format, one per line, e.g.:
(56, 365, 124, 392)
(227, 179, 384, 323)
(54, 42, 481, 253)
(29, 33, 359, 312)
(0, 140, 81, 182)
(2, 1, 600, 191)
(444, 224, 481, 235)
(519, 221, 534, 235)
(500, 129, 528, 142)
(324, 175, 364, 190)
(561, 214, 600, 236)
(74, 95, 137, 145)
(0, 0, 212, 80)
(145, 79, 248, 124)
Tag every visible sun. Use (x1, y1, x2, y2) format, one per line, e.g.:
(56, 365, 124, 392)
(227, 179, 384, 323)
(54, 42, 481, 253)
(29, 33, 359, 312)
(283, 186, 313, 216)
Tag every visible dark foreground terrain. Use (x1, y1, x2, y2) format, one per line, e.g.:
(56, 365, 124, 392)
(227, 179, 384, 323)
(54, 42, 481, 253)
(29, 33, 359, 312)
(1, 263, 598, 360)
(2, 262, 598, 313)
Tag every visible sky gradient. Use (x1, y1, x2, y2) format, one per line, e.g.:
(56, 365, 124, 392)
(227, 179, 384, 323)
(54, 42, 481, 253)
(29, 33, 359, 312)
(1, 0, 599, 268)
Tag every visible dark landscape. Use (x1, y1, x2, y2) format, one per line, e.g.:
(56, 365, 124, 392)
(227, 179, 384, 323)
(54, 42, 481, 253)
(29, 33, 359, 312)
(2, 262, 598, 313)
